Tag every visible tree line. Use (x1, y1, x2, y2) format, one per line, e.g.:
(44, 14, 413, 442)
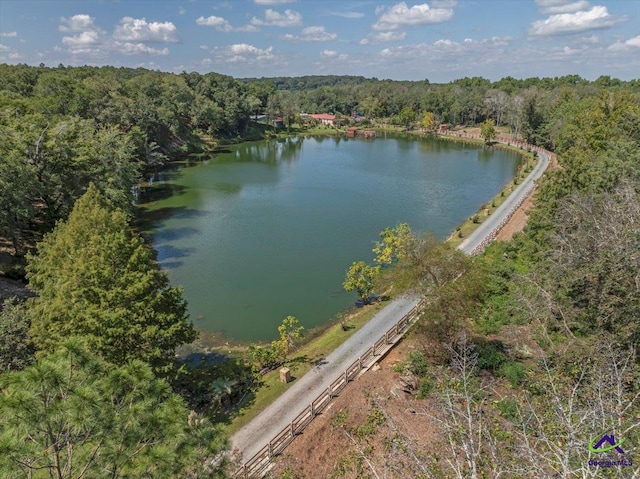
(1, 64, 639, 477)
(1, 64, 638, 256)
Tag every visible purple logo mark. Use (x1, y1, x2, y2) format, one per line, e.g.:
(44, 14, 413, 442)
(589, 434, 625, 454)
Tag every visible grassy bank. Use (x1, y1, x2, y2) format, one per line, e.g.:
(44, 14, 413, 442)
(444, 142, 538, 248)
(224, 296, 393, 435)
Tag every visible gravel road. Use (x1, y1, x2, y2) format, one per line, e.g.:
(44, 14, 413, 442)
(458, 147, 550, 255)
(231, 295, 419, 460)
(231, 140, 550, 463)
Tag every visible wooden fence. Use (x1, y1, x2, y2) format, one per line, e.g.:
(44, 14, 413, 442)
(234, 298, 426, 478)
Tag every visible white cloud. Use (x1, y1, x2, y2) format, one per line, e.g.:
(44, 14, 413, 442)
(118, 42, 169, 56)
(281, 26, 337, 42)
(325, 11, 365, 19)
(608, 35, 640, 51)
(196, 15, 233, 32)
(251, 9, 302, 27)
(360, 30, 407, 44)
(581, 34, 600, 44)
(179, 7, 186, 15)
(319, 50, 348, 61)
(213, 43, 275, 64)
(0, 32, 17, 37)
(8, 52, 22, 59)
(254, 0, 296, 4)
(434, 38, 454, 46)
(59, 15, 107, 53)
(373, 2, 454, 31)
(59, 14, 100, 33)
(235, 24, 260, 32)
(535, 0, 591, 14)
(197, 16, 259, 33)
(62, 30, 102, 47)
(113, 17, 180, 43)
(57, 14, 175, 58)
(0, 44, 9, 51)
(529, 6, 624, 36)
(489, 36, 512, 46)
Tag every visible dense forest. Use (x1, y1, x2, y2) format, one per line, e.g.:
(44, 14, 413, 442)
(0, 64, 639, 477)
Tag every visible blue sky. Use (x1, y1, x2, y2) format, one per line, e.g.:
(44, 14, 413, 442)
(1, 0, 638, 81)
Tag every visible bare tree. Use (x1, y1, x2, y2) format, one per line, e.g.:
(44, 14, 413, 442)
(421, 332, 511, 479)
(484, 89, 509, 127)
(515, 340, 639, 478)
(506, 95, 524, 138)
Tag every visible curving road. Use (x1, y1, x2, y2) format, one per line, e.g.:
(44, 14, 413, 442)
(231, 138, 551, 465)
(458, 143, 550, 254)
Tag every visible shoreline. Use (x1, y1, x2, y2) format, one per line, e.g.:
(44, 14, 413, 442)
(177, 129, 538, 355)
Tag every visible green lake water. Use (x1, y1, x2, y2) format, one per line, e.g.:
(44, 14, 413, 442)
(138, 133, 523, 342)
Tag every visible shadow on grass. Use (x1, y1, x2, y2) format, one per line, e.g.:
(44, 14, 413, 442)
(171, 352, 257, 426)
(354, 295, 382, 308)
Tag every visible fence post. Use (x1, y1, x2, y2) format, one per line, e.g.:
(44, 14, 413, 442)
(291, 421, 295, 437)
(328, 385, 333, 398)
(358, 356, 362, 369)
(345, 370, 348, 383)
(268, 441, 273, 459)
(311, 402, 315, 416)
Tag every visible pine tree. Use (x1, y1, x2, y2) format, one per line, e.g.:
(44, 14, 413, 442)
(26, 184, 196, 372)
(0, 340, 226, 478)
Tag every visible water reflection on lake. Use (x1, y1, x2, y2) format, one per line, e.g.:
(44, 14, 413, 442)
(138, 134, 523, 342)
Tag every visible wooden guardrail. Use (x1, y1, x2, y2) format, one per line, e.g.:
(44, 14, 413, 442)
(234, 298, 426, 478)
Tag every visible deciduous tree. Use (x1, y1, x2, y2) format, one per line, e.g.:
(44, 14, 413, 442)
(343, 261, 380, 304)
(480, 118, 497, 144)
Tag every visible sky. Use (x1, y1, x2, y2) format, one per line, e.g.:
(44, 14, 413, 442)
(0, 0, 638, 82)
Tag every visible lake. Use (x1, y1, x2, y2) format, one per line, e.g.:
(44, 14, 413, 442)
(138, 133, 523, 343)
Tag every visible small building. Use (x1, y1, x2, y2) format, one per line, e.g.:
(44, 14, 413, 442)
(362, 130, 376, 139)
(308, 113, 336, 126)
(346, 127, 358, 138)
(438, 123, 448, 133)
(274, 117, 285, 129)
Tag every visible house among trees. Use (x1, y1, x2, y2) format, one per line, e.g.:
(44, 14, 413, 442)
(308, 113, 336, 126)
